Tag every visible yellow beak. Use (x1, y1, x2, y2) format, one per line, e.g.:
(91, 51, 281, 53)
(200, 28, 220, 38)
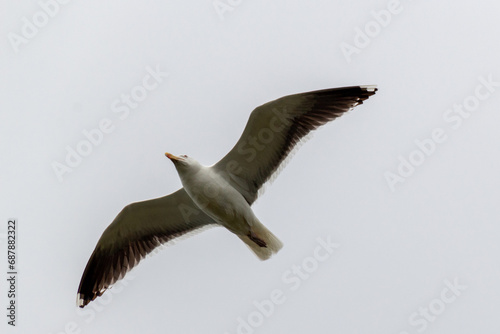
(165, 152, 180, 161)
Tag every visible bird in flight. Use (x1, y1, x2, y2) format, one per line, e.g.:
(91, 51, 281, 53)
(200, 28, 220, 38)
(77, 85, 377, 308)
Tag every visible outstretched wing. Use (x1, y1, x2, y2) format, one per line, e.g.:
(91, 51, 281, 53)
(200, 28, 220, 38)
(213, 85, 377, 204)
(77, 188, 216, 308)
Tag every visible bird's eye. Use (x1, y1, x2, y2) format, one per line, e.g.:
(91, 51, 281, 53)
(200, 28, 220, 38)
(181, 155, 188, 158)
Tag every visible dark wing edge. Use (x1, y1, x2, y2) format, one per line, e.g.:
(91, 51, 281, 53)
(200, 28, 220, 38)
(213, 85, 377, 204)
(77, 188, 216, 308)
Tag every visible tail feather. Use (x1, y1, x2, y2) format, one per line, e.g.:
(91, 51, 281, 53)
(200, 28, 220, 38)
(238, 221, 283, 261)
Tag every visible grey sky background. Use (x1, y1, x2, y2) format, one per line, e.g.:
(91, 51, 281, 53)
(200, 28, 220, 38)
(2, 0, 500, 333)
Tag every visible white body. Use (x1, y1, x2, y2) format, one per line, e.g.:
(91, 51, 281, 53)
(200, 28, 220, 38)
(172, 156, 282, 259)
(179, 163, 255, 234)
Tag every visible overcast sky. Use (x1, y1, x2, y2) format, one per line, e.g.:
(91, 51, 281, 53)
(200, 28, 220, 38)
(2, 0, 500, 333)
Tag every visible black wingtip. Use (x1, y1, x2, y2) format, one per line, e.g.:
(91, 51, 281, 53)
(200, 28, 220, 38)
(77, 293, 89, 308)
(357, 85, 378, 103)
(77, 289, 104, 308)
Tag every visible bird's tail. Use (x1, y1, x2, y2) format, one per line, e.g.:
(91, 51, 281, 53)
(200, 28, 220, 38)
(238, 220, 283, 261)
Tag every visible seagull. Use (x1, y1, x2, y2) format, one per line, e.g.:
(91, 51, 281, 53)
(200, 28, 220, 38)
(77, 85, 377, 308)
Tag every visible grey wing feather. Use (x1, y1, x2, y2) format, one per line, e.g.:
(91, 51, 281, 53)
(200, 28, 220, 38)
(213, 85, 377, 204)
(77, 188, 216, 308)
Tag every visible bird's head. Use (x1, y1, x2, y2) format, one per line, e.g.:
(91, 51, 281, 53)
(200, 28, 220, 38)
(165, 153, 201, 174)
